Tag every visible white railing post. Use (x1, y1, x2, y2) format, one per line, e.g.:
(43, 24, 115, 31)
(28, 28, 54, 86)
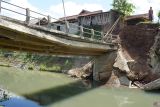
(101, 32, 104, 37)
(101, 32, 104, 40)
(38, 18, 40, 26)
(47, 15, 51, 24)
(26, 8, 30, 24)
(80, 26, 84, 37)
(91, 29, 94, 39)
(65, 21, 69, 33)
(101, 32, 105, 42)
(0, 0, 2, 14)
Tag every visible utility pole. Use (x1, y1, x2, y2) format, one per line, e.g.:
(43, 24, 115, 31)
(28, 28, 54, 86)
(61, 0, 69, 33)
(62, 0, 67, 22)
(0, 0, 2, 14)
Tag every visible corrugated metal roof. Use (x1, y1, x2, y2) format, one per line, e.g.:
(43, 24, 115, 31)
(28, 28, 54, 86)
(59, 10, 103, 21)
(125, 13, 149, 21)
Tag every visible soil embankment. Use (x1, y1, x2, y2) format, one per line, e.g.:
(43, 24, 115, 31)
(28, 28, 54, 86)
(114, 24, 160, 84)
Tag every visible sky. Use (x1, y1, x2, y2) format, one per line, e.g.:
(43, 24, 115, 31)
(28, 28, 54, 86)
(2, 0, 160, 21)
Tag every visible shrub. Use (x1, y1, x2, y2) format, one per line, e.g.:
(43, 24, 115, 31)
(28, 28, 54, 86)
(27, 63, 35, 70)
(39, 64, 61, 72)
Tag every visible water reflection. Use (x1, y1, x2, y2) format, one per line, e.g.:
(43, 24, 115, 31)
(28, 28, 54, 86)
(0, 97, 41, 107)
(23, 80, 101, 106)
(1, 69, 160, 107)
(0, 89, 41, 107)
(0, 79, 102, 107)
(153, 101, 160, 107)
(0, 89, 9, 103)
(1, 83, 160, 107)
(145, 89, 160, 95)
(114, 95, 134, 107)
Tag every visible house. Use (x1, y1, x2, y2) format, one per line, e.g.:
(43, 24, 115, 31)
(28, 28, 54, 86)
(125, 13, 149, 25)
(51, 9, 122, 35)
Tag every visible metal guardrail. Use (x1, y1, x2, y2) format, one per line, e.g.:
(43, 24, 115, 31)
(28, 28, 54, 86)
(0, 0, 109, 42)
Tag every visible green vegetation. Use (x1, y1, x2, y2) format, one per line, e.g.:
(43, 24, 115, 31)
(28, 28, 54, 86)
(27, 64, 34, 70)
(112, 0, 135, 16)
(0, 49, 75, 72)
(39, 64, 61, 72)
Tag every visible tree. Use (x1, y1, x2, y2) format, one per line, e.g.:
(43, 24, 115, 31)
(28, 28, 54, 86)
(158, 11, 160, 23)
(112, 0, 135, 16)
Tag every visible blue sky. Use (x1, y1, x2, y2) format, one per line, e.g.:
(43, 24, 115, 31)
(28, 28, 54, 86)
(4, 0, 160, 21)
(6, 0, 113, 19)
(28, 0, 112, 12)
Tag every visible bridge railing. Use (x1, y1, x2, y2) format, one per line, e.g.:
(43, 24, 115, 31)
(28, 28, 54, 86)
(0, 0, 112, 42)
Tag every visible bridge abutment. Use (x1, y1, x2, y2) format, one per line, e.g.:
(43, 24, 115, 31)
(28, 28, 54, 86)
(93, 51, 117, 82)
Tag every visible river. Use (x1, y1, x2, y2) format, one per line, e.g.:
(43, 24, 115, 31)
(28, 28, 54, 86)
(0, 66, 160, 107)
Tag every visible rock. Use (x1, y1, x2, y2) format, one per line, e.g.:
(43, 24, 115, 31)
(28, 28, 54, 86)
(113, 47, 133, 73)
(67, 68, 83, 78)
(153, 101, 160, 107)
(67, 61, 93, 79)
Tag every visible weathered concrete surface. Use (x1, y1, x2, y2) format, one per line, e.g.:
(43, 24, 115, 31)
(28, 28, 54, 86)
(0, 16, 117, 56)
(143, 78, 160, 90)
(105, 71, 121, 87)
(93, 51, 117, 81)
(66, 51, 117, 82)
(114, 24, 160, 85)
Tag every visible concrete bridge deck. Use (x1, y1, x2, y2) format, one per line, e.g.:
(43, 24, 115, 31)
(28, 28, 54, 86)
(0, 1, 118, 82)
(0, 16, 117, 56)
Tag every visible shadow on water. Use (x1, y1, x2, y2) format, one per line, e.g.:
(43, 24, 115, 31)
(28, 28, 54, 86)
(23, 80, 102, 106)
(146, 90, 160, 107)
(145, 89, 160, 94)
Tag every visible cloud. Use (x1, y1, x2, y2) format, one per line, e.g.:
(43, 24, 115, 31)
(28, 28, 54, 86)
(1, 0, 159, 22)
(1, 0, 104, 21)
(49, 1, 104, 18)
(129, 0, 160, 21)
(1, 0, 45, 21)
(9, 0, 38, 11)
